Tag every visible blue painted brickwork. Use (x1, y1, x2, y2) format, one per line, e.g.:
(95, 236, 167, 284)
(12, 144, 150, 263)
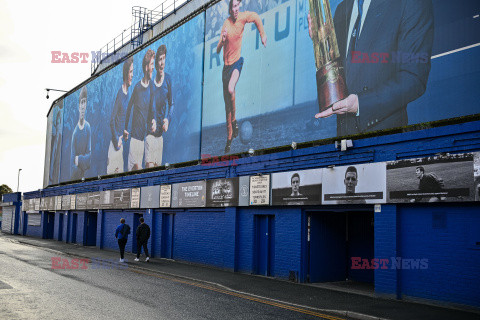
(174, 209, 226, 268)
(399, 204, 480, 308)
(374, 205, 399, 298)
(152, 211, 163, 257)
(25, 212, 43, 238)
(143, 209, 154, 257)
(54, 212, 61, 240)
(97, 210, 103, 249)
(236, 208, 255, 273)
(102, 210, 134, 253)
(224, 207, 237, 271)
(273, 208, 303, 279)
(74, 211, 85, 245)
(63, 212, 69, 243)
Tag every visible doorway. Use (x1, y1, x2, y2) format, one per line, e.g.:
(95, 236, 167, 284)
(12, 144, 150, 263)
(161, 213, 175, 259)
(307, 211, 374, 283)
(254, 215, 275, 277)
(84, 211, 97, 246)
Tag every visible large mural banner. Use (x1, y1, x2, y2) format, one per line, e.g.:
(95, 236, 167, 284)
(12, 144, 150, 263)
(58, 15, 205, 184)
(201, 0, 480, 155)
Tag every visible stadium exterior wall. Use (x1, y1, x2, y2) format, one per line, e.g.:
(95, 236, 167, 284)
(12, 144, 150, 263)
(19, 120, 480, 310)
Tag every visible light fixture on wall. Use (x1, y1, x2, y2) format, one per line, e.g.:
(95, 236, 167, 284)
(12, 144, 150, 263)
(248, 148, 255, 156)
(335, 139, 353, 151)
(45, 88, 68, 99)
(291, 141, 297, 150)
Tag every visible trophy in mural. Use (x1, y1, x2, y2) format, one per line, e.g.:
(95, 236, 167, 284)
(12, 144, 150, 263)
(308, 0, 348, 112)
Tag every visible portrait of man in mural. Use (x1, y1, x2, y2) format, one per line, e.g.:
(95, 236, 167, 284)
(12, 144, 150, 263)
(343, 166, 366, 204)
(217, 0, 267, 153)
(411, 166, 446, 203)
(290, 173, 304, 197)
(49, 102, 63, 185)
(108, 57, 133, 174)
(310, 0, 434, 136)
(70, 86, 91, 180)
(124, 49, 156, 171)
(145, 44, 174, 168)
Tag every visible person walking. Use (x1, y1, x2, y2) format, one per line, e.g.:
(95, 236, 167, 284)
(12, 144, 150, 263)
(134, 217, 151, 262)
(115, 218, 131, 262)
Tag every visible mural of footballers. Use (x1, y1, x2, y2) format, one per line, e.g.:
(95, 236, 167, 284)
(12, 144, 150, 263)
(124, 49, 156, 171)
(145, 45, 174, 168)
(216, 0, 267, 153)
(108, 57, 133, 174)
(49, 101, 63, 185)
(70, 86, 91, 180)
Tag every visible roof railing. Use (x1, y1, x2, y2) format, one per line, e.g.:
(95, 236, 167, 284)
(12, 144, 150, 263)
(91, 0, 189, 75)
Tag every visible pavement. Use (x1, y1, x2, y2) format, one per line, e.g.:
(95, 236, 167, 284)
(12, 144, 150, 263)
(1, 232, 479, 320)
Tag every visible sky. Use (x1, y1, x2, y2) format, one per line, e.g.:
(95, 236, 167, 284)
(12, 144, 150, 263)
(0, 0, 179, 194)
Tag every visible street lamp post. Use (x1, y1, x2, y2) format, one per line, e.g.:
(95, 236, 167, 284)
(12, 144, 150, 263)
(17, 168, 22, 192)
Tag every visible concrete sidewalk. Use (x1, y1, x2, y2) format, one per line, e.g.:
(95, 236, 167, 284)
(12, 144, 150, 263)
(2, 233, 479, 320)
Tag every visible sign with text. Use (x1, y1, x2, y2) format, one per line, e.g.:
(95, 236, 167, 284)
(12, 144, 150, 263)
(172, 181, 206, 208)
(130, 188, 140, 208)
(160, 185, 172, 208)
(250, 175, 270, 205)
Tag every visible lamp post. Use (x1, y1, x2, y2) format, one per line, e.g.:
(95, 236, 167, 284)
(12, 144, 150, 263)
(17, 168, 22, 192)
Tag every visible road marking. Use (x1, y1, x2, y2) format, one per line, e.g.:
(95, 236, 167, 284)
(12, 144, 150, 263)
(130, 269, 347, 320)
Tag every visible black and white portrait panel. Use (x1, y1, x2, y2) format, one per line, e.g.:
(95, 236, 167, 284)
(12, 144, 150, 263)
(387, 153, 474, 203)
(323, 163, 386, 205)
(271, 168, 322, 206)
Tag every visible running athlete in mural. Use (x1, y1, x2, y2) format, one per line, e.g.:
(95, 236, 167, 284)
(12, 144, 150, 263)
(145, 45, 174, 168)
(217, 0, 267, 153)
(124, 49, 156, 171)
(70, 86, 91, 180)
(108, 57, 133, 174)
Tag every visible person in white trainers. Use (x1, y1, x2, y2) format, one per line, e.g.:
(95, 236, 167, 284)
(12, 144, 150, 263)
(115, 218, 131, 262)
(135, 217, 151, 262)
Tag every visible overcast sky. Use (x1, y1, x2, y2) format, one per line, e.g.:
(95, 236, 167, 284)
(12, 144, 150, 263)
(0, 0, 179, 193)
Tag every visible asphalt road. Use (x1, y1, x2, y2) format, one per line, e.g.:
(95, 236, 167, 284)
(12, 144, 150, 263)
(0, 236, 342, 320)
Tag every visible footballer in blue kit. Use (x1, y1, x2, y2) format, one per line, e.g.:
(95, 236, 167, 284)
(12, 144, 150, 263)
(108, 57, 133, 174)
(71, 86, 91, 180)
(124, 49, 156, 171)
(145, 44, 174, 168)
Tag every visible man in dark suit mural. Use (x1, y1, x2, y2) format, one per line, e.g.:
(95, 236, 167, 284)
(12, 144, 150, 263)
(311, 0, 434, 136)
